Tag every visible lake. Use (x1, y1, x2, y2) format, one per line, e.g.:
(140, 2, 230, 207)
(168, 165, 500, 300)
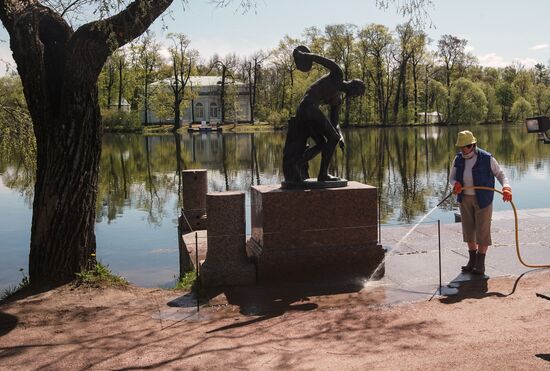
(1, 123, 549, 290)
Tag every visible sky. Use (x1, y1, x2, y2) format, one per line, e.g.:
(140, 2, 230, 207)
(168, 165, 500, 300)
(1, 0, 550, 74)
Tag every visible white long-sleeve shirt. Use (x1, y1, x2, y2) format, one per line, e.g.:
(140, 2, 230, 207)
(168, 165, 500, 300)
(449, 151, 510, 195)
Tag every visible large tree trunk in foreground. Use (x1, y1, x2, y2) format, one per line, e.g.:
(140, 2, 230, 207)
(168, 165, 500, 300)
(1, 0, 173, 285)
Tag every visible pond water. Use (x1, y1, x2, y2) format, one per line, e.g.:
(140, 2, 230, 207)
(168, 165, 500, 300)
(1, 124, 550, 289)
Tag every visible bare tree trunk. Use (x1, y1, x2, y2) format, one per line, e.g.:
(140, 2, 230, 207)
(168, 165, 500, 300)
(117, 58, 124, 109)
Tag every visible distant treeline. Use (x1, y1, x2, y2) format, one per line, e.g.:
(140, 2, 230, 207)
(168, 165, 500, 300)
(2, 23, 550, 129)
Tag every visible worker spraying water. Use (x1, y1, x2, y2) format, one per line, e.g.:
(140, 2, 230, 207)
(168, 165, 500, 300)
(449, 130, 512, 275)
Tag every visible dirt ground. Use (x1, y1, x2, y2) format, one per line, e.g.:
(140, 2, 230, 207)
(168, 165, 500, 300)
(1, 270, 550, 370)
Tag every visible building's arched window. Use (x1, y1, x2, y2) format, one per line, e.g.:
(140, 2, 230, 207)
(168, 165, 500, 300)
(209, 102, 219, 119)
(195, 102, 204, 119)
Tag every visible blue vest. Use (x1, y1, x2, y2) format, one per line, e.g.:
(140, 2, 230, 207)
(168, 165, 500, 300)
(454, 148, 495, 209)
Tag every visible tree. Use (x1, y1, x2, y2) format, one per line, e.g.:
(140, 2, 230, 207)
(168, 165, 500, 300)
(241, 51, 268, 124)
(534, 63, 549, 85)
(113, 49, 128, 110)
(101, 58, 116, 109)
(533, 83, 550, 116)
(496, 82, 516, 122)
(359, 24, 395, 124)
(510, 97, 533, 123)
(132, 32, 162, 126)
(325, 23, 357, 127)
(209, 53, 237, 123)
(167, 33, 194, 130)
(480, 82, 501, 123)
(409, 29, 427, 120)
(0, 0, 174, 284)
(392, 22, 415, 122)
(437, 35, 467, 92)
(437, 34, 467, 122)
(448, 77, 487, 125)
(272, 35, 300, 115)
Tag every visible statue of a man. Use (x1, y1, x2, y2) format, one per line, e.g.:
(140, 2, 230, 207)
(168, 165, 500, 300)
(283, 45, 366, 185)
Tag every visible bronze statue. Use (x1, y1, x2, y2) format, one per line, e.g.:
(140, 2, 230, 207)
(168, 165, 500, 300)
(282, 45, 366, 187)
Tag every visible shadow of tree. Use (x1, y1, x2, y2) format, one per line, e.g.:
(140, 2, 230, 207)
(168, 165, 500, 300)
(0, 312, 18, 337)
(0, 281, 445, 369)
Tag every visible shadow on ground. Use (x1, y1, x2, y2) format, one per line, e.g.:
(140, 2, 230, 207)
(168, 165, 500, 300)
(439, 272, 529, 304)
(0, 312, 18, 337)
(168, 275, 369, 331)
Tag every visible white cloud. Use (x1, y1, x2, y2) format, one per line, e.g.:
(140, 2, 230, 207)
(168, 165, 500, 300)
(512, 58, 538, 69)
(529, 44, 549, 51)
(0, 44, 16, 76)
(158, 47, 171, 62)
(477, 53, 509, 68)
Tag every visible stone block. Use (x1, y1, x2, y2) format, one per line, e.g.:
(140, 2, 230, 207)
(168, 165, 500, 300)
(201, 191, 256, 287)
(250, 181, 384, 282)
(182, 169, 207, 231)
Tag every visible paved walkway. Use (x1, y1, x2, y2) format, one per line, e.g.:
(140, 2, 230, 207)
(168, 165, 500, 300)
(379, 208, 550, 303)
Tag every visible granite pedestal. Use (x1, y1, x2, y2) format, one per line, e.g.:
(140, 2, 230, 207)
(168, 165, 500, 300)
(181, 169, 208, 231)
(249, 181, 385, 282)
(200, 191, 256, 287)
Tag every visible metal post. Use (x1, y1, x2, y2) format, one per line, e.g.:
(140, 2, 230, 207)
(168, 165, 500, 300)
(438, 220, 442, 294)
(195, 232, 199, 312)
(378, 197, 381, 244)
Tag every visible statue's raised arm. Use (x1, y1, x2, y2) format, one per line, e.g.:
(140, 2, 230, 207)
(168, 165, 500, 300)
(293, 46, 343, 79)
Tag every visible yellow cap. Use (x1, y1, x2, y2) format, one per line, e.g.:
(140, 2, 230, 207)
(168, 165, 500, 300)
(455, 130, 477, 147)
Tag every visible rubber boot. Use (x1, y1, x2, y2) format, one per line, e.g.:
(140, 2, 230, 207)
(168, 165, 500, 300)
(472, 253, 486, 275)
(461, 250, 477, 272)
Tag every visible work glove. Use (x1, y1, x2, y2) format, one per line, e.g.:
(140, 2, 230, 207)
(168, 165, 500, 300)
(502, 187, 512, 202)
(453, 182, 462, 195)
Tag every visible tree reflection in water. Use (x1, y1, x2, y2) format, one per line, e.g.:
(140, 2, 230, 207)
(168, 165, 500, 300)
(1, 124, 549, 227)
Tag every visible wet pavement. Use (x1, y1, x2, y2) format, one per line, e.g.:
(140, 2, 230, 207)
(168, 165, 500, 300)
(169, 208, 550, 320)
(380, 208, 550, 302)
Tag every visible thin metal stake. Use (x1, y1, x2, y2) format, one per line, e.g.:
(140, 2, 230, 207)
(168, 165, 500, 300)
(195, 232, 199, 312)
(378, 195, 381, 244)
(438, 220, 442, 294)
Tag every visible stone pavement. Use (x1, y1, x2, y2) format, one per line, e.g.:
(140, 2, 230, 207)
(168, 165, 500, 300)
(378, 208, 550, 302)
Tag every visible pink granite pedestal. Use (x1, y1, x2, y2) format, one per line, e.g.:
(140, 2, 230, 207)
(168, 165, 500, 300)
(201, 191, 256, 287)
(249, 181, 384, 282)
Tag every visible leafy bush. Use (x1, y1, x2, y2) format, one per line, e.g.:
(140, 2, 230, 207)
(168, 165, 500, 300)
(0, 268, 30, 302)
(174, 271, 197, 291)
(266, 108, 290, 125)
(102, 109, 141, 130)
(510, 97, 533, 123)
(75, 262, 128, 287)
(449, 78, 488, 124)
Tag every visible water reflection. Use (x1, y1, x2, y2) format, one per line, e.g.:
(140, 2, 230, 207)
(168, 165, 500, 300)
(1, 124, 550, 288)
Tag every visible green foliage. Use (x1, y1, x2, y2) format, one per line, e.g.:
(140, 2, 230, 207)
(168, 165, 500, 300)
(102, 109, 141, 130)
(266, 109, 289, 125)
(481, 83, 502, 123)
(75, 262, 128, 287)
(496, 82, 516, 122)
(532, 83, 550, 116)
(91, 20, 550, 128)
(174, 271, 197, 290)
(0, 268, 30, 302)
(0, 76, 36, 166)
(449, 78, 488, 124)
(510, 97, 533, 123)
